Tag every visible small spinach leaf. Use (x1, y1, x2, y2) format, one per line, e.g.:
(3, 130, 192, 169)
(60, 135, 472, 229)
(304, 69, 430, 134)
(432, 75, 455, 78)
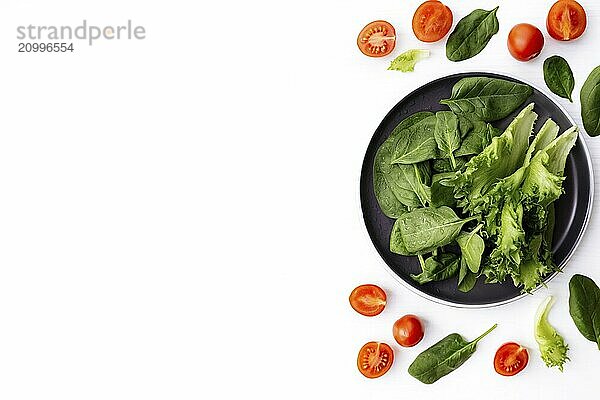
(390, 219, 413, 255)
(458, 258, 477, 292)
(431, 173, 456, 208)
(581, 65, 600, 137)
(455, 121, 500, 157)
(408, 324, 497, 384)
(458, 117, 473, 139)
(376, 161, 431, 209)
(543, 56, 575, 102)
(456, 225, 484, 273)
(433, 156, 469, 173)
(373, 113, 434, 217)
(434, 111, 461, 169)
(411, 253, 459, 284)
(391, 115, 438, 164)
(373, 140, 410, 218)
(569, 274, 600, 349)
(440, 77, 532, 122)
(446, 7, 500, 62)
(397, 206, 479, 253)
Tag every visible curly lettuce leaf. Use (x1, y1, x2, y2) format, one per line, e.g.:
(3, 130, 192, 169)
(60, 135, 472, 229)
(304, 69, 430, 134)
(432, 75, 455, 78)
(484, 201, 524, 282)
(521, 152, 564, 208)
(452, 104, 537, 213)
(535, 296, 569, 371)
(515, 234, 553, 292)
(388, 49, 430, 72)
(521, 128, 578, 226)
(525, 119, 559, 164)
(544, 126, 578, 176)
(468, 113, 572, 291)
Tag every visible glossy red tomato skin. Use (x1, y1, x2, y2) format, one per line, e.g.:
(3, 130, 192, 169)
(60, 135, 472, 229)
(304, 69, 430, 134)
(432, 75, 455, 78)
(547, 0, 587, 41)
(494, 342, 529, 376)
(392, 315, 424, 347)
(508, 23, 545, 61)
(412, 1, 453, 43)
(349, 284, 387, 316)
(357, 21, 396, 57)
(357, 342, 394, 378)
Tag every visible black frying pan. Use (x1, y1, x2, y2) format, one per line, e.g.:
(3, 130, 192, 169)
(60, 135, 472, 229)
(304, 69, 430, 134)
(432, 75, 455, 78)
(360, 72, 593, 307)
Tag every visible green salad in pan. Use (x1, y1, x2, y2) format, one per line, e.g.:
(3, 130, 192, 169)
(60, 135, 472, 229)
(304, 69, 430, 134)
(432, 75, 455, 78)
(373, 76, 579, 293)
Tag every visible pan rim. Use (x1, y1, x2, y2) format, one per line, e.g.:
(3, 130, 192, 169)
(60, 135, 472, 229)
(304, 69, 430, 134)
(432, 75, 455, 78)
(360, 70, 594, 309)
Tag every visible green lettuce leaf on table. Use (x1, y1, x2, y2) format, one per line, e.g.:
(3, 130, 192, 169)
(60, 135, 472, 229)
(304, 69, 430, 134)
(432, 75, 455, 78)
(388, 49, 430, 72)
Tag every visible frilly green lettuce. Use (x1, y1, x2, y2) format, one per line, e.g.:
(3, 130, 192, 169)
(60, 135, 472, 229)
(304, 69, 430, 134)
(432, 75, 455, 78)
(535, 296, 569, 371)
(388, 49, 430, 72)
(452, 104, 578, 292)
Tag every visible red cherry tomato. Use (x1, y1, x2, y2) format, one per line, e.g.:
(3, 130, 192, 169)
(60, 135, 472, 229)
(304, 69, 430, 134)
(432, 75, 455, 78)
(494, 342, 529, 376)
(547, 0, 587, 41)
(357, 342, 394, 378)
(357, 21, 396, 57)
(412, 1, 453, 43)
(349, 284, 386, 316)
(392, 315, 424, 347)
(508, 23, 544, 62)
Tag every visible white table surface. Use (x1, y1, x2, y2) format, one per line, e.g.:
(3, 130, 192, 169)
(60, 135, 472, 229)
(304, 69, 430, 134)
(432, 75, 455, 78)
(1, 0, 600, 399)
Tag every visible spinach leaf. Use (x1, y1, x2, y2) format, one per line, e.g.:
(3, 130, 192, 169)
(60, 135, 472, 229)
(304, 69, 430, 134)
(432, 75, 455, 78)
(581, 65, 600, 137)
(397, 206, 479, 253)
(373, 113, 434, 217)
(455, 121, 500, 157)
(446, 7, 499, 62)
(377, 162, 431, 209)
(388, 49, 430, 72)
(413, 162, 433, 204)
(432, 156, 468, 173)
(543, 56, 575, 102)
(408, 324, 497, 384)
(458, 117, 473, 139)
(569, 274, 600, 349)
(373, 140, 409, 217)
(456, 225, 484, 273)
(390, 219, 412, 255)
(434, 111, 460, 168)
(431, 173, 456, 208)
(458, 258, 477, 292)
(390, 115, 438, 164)
(390, 216, 436, 256)
(440, 77, 532, 122)
(411, 253, 459, 284)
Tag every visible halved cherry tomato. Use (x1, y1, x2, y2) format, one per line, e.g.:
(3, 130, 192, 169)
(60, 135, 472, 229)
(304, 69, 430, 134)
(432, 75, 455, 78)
(349, 284, 386, 316)
(494, 342, 529, 376)
(357, 21, 396, 57)
(357, 342, 394, 378)
(508, 23, 544, 62)
(547, 0, 587, 41)
(412, 1, 453, 43)
(392, 315, 424, 347)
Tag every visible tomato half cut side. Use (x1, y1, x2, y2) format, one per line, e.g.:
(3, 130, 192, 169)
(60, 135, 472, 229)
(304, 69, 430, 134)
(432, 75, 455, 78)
(357, 21, 396, 57)
(357, 342, 394, 378)
(412, 1, 453, 43)
(547, 0, 587, 41)
(494, 342, 529, 376)
(349, 284, 386, 316)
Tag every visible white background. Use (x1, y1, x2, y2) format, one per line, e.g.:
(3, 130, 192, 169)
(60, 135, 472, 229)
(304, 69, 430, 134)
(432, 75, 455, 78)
(0, 0, 599, 399)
